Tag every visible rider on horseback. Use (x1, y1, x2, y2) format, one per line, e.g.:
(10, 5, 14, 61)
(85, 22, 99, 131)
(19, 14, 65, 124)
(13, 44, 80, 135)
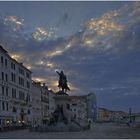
(56, 70, 70, 93)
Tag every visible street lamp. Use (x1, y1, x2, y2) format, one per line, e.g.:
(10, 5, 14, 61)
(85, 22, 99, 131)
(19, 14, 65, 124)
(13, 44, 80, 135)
(129, 108, 132, 124)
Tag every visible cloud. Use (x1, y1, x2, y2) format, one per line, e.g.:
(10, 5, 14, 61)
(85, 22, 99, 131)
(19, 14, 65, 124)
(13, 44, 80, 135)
(32, 27, 55, 41)
(47, 1, 140, 68)
(0, 2, 140, 111)
(4, 15, 24, 29)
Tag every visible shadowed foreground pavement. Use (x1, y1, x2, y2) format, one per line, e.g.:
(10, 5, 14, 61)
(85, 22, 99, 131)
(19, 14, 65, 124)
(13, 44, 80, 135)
(0, 123, 140, 139)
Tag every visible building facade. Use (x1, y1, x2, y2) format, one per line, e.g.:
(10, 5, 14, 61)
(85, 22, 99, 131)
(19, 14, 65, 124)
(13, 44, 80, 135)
(31, 82, 56, 125)
(0, 45, 32, 127)
(31, 81, 42, 125)
(41, 84, 50, 123)
(70, 96, 87, 125)
(97, 107, 128, 122)
(48, 90, 55, 116)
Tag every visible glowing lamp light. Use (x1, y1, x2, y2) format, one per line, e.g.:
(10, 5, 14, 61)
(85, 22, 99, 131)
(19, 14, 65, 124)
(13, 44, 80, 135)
(6, 120, 10, 124)
(48, 88, 52, 90)
(18, 120, 21, 123)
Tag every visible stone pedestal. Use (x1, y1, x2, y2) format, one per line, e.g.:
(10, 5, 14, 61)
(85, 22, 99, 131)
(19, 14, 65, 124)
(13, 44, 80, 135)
(54, 91, 71, 123)
(33, 91, 85, 132)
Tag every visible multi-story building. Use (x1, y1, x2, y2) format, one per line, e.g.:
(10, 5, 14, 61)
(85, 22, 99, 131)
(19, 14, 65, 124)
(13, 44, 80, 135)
(31, 82, 56, 125)
(70, 93, 97, 124)
(97, 107, 128, 122)
(31, 81, 42, 125)
(97, 107, 111, 122)
(70, 96, 87, 124)
(0, 45, 32, 127)
(41, 84, 50, 124)
(48, 89, 55, 116)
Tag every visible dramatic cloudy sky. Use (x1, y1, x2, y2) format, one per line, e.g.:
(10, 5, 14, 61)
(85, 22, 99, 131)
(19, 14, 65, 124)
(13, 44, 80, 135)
(0, 1, 140, 112)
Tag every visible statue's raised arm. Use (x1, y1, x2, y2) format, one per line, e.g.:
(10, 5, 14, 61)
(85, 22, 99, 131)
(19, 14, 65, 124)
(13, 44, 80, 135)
(56, 71, 60, 75)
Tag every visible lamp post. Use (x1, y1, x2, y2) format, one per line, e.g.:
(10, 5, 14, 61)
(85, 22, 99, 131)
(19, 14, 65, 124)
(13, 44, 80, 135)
(129, 108, 132, 124)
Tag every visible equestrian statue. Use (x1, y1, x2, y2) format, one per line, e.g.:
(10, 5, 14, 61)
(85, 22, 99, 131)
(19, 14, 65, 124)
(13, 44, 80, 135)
(56, 70, 70, 93)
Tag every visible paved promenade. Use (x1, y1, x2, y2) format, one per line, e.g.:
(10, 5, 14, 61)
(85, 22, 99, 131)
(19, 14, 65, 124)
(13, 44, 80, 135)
(0, 123, 140, 139)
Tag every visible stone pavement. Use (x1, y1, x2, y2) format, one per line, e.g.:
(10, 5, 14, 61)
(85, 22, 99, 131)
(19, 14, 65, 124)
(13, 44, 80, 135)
(0, 123, 140, 139)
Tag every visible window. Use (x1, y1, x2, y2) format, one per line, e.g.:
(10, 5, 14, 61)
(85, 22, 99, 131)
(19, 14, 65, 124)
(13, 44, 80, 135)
(19, 77, 24, 86)
(1, 56, 3, 64)
(26, 81, 30, 89)
(19, 68, 24, 75)
(11, 62, 15, 70)
(2, 86, 4, 95)
(28, 95, 30, 101)
(11, 73, 16, 82)
(5, 74, 8, 82)
(26, 94, 30, 102)
(22, 79, 24, 86)
(1, 72, 4, 80)
(11, 73, 13, 81)
(12, 88, 16, 98)
(19, 91, 25, 100)
(19, 77, 20, 84)
(11, 63, 13, 69)
(26, 72, 30, 78)
(12, 107, 16, 113)
(28, 109, 30, 114)
(2, 102, 5, 111)
(6, 87, 8, 96)
(6, 102, 8, 111)
(5, 59, 7, 67)
(21, 108, 24, 113)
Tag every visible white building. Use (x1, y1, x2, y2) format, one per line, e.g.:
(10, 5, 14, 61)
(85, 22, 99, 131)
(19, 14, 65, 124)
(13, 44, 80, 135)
(0, 45, 32, 127)
(41, 84, 50, 124)
(31, 81, 42, 125)
(48, 90, 55, 116)
(70, 96, 87, 125)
